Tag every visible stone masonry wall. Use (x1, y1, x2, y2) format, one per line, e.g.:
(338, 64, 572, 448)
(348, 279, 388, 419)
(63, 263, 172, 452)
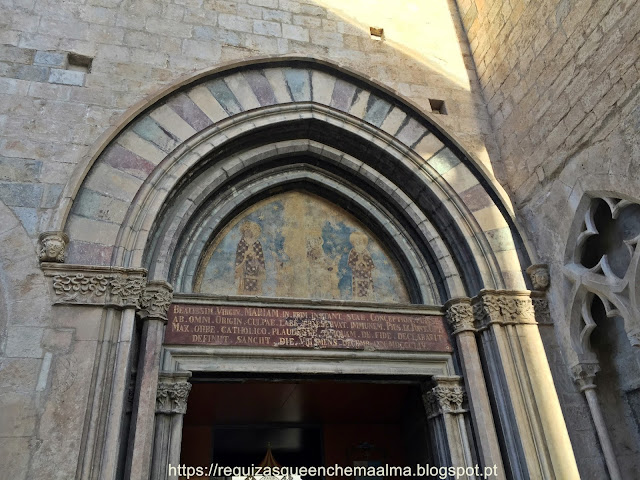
(456, 0, 640, 478)
(0, 0, 495, 240)
(0, 1, 496, 478)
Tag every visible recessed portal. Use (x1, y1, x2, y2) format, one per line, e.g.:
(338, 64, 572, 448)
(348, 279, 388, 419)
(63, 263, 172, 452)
(180, 378, 431, 479)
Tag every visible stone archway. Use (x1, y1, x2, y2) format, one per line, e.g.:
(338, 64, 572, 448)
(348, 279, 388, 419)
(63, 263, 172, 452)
(41, 58, 579, 480)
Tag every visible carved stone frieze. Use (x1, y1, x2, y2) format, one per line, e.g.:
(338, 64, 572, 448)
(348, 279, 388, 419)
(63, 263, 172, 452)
(472, 291, 537, 330)
(526, 264, 550, 291)
(42, 264, 147, 308)
(531, 294, 553, 325)
(422, 377, 466, 418)
(139, 281, 173, 322)
(156, 372, 193, 415)
(571, 362, 600, 392)
(38, 231, 69, 263)
(444, 298, 474, 335)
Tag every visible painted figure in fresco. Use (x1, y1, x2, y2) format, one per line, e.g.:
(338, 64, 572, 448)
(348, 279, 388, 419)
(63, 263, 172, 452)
(235, 221, 266, 295)
(347, 231, 375, 300)
(306, 233, 339, 299)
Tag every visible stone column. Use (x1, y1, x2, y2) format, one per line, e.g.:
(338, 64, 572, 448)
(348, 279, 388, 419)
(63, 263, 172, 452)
(444, 298, 505, 478)
(151, 372, 192, 480)
(422, 377, 475, 478)
(473, 290, 579, 480)
(571, 362, 622, 480)
(124, 281, 173, 480)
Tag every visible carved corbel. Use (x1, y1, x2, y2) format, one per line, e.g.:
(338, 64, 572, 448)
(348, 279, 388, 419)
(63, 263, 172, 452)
(38, 231, 69, 263)
(526, 264, 550, 291)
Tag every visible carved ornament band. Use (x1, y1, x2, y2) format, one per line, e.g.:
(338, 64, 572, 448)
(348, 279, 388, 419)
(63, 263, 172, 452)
(472, 290, 537, 330)
(42, 264, 147, 308)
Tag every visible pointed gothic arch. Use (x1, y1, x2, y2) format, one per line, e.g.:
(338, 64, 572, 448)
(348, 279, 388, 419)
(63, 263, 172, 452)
(41, 58, 582, 480)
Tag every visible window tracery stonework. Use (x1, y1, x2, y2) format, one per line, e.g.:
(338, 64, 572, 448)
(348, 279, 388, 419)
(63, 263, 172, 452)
(563, 196, 640, 363)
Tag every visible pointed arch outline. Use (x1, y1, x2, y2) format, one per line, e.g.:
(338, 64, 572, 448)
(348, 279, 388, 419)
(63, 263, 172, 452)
(59, 57, 534, 300)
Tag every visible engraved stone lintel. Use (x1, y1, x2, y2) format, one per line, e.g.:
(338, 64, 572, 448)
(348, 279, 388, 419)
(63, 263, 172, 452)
(472, 290, 537, 330)
(39, 231, 69, 263)
(42, 263, 147, 308)
(422, 376, 466, 418)
(526, 264, 550, 291)
(571, 362, 600, 392)
(139, 281, 174, 322)
(444, 298, 475, 335)
(156, 372, 192, 415)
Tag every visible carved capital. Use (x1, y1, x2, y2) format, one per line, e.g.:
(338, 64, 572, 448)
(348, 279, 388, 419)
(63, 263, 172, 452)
(531, 294, 553, 325)
(156, 372, 192, 415)
(422, 377, 466, 418)
(627, 329, 640, 348)
(526, 264, 550, 291)
(42, 264, 147, 308)
(473, 291, 536, 329)
(571, 362, 600, 392)
(139, 281, 173, 322)
(445, 298, 475, 335)
(38, 231, 69, 263)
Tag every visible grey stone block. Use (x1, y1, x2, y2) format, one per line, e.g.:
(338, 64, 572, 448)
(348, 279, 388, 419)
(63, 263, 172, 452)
(11, 65, 49, 82)
(33, 50, 67, 67)
(48, 68, 85, 86)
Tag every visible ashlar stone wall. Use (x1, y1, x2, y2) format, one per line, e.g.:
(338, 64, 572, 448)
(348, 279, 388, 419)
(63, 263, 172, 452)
(456, 0, 640, 477)
(0, 1, 500, 478)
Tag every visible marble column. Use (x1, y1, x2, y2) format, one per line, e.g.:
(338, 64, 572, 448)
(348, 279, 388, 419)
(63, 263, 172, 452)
(422, 376, 476, 478)
(473, 290, 579, 480)
(151, 372, 192, 480)
(124, 281, 174, 480)
(571, 362, 622, 480)
(444, 298, 505, 478)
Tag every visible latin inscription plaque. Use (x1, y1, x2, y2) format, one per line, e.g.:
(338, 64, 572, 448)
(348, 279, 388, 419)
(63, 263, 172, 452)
(165, 304, 452, 353)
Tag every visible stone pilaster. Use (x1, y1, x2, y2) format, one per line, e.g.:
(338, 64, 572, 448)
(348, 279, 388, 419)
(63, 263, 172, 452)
(125, 281, 173, 480)
(444, 298, 505, 478)
(422, 377, 475, 476)
(151, 372, 192, 480)
(473, 290, 579, 480)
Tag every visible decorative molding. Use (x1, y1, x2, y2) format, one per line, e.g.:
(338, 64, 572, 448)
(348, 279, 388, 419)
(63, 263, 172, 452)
(139, 281, 174, 322)
(571, 362, 600, 392)
(531, 293, 553, 325)
(444, 298, 475, 335)
(422, 377, 466, 418)
(42, 264, 147, 308)
(156, 372, 192, 415)
(38, 231, 69, 263)
(526, 264, 550, 291)
(472, 290, 537, 330)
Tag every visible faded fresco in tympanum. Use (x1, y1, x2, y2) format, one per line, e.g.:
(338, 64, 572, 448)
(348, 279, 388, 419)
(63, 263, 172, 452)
(195, 191, 410, 303)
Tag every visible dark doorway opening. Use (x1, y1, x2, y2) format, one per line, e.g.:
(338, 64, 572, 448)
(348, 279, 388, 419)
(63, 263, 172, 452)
(180, 376, 431, 479)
